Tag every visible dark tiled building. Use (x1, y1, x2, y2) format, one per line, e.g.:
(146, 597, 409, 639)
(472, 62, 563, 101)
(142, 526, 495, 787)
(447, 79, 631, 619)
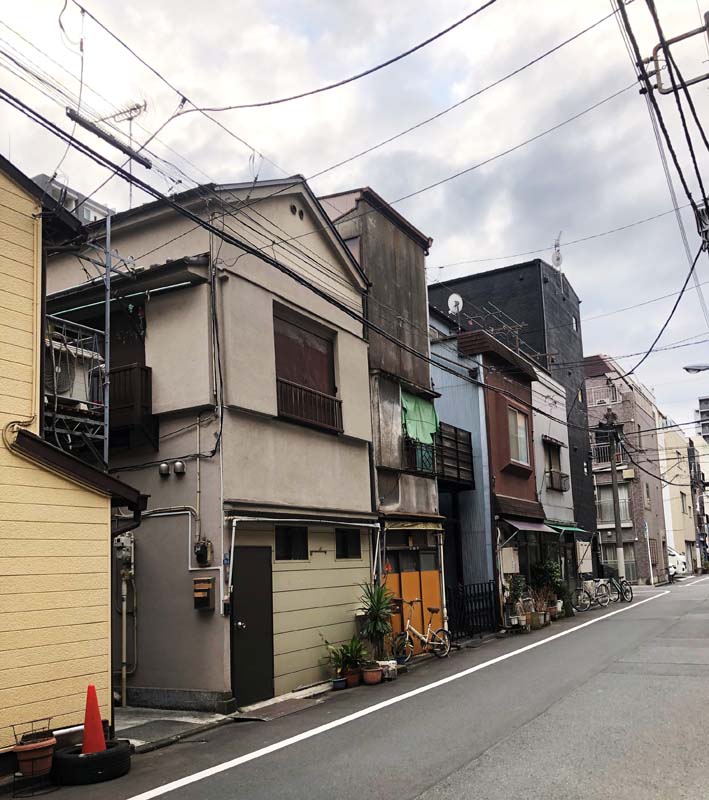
(428, 259, 595, 537)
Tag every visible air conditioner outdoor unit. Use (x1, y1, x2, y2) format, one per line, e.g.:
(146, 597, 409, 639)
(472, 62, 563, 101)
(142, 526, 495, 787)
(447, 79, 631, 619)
(44, 334, 104, 409)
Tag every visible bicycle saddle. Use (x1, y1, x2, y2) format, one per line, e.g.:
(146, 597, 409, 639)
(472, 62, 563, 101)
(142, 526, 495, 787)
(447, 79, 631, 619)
(427, 606, 440, 614)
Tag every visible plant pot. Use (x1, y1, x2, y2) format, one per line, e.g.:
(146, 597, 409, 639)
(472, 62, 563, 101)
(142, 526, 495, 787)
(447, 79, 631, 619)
(530, 611, 544, 630)
(548, 606, 558, 621)
(545, 611, 551, 625)
(344, 668, 361, 688)
(362, 666, 383, 685)
(14, 735, 56, 777)
(332, 677, 347, 691)
(395, 655, 407, 665)
(556, 600, 564, 613)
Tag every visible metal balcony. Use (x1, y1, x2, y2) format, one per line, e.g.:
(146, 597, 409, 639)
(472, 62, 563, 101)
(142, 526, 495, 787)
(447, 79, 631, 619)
(276, 378, 343, 433)
(592, 443, 629, 466)
(403, 437, 436, 474)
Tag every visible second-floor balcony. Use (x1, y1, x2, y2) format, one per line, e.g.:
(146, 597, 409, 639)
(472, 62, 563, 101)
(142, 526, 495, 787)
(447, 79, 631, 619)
(403, 437, 436, 474)
(592, 442, 629, 467)
(276, 377, 343, 433)
(435, 422, 474, 485)
(596, 498, 632, 524)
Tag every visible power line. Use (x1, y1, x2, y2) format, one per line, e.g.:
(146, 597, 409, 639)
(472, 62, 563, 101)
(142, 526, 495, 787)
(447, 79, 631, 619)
(177, 1, 499, 113)
(307, 9, 619, 180)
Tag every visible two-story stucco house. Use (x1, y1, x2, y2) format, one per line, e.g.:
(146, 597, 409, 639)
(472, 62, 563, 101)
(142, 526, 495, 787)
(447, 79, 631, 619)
(0, 156, 143, 771)
(47, 177, 375, 710)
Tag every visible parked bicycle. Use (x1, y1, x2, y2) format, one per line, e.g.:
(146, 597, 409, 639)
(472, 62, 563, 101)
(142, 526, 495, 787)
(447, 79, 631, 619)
(394, 598, 451, 662)
(572, 577, 610, 612)
(607, 574, 633, 603)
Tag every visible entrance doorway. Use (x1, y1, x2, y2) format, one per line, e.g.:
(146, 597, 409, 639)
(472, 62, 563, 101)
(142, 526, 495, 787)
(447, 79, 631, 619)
(230, 546, 274, 706)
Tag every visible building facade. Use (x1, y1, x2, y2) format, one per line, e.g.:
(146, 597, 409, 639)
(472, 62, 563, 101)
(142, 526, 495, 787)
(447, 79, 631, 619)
(585, 356, 667, 584)
(428, 259, 595, 538)
(47, 178, 375, 709)
(0, 157, 142, 765)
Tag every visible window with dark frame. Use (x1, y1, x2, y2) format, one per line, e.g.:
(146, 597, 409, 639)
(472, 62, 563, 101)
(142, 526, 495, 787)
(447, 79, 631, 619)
(508, 407, 530, 465)
(275, 526, 308, 560)
(335, 529, 361, 559)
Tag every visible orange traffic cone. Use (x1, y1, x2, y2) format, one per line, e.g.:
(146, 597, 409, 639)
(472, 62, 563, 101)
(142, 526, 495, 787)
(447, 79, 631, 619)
(81, 684, 106, 754)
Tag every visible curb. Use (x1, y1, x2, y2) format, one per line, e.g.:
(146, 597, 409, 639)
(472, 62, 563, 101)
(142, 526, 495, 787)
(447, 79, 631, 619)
(132, 714, 264, 755)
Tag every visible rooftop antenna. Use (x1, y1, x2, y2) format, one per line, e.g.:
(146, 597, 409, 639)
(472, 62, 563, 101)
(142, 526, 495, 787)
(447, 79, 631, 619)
(551, 231, 563, 269)
(93, 101, 148, 208)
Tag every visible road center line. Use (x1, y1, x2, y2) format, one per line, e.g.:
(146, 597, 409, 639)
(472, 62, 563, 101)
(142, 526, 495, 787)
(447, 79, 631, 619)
(682, 577, 709, 586)
(126, 591, 669, 800)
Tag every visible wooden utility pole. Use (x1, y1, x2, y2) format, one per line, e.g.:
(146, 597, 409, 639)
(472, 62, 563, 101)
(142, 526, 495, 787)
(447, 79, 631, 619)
(604, 408, 626, 580)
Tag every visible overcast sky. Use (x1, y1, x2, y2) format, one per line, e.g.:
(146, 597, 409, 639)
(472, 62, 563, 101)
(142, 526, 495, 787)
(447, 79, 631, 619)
(3, 0, 709, 435)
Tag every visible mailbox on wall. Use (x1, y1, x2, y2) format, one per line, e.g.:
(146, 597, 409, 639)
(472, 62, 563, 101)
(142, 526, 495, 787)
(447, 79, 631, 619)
(193, 577, 215, 611)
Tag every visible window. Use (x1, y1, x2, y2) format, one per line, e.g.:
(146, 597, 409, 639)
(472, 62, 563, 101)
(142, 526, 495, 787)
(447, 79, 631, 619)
(335, 529, 361, 559)
(577, 388, 583, 404)
(681, 491, 688, 514)
(544, 442, 568, 491)
(572, 315, 578, 332)
(275, 526, 308, 560)
(644, 482, 651, 509)
(508, 407, 530, 465)
(637, 423, 643, 450)
(649, 538, 658, 565)
(273, 311, 342, 432)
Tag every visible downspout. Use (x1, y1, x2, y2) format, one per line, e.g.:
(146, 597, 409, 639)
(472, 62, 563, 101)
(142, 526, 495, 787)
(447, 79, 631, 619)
(437, 531, 448, 630)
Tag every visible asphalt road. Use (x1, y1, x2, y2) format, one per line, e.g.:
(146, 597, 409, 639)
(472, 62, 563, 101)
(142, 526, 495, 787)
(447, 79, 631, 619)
(59, 579, 709, 800)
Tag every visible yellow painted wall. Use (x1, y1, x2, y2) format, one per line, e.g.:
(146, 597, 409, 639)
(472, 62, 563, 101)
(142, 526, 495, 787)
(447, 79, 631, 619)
(235, 525, 371, 695)
(0, 169, 112, 750)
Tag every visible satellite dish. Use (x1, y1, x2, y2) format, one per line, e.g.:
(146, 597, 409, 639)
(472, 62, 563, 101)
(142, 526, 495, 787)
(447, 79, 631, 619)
(447, 293, 464, 315)
(552, 248, 563, 269)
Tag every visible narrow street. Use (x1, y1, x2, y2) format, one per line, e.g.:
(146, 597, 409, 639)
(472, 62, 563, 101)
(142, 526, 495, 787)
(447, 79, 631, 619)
(62, 580, 709, 800)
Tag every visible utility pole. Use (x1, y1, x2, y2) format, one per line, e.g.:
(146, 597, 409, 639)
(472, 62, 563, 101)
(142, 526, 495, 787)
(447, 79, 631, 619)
(603, 408, 626, 580)
(103, 214, 111, 467)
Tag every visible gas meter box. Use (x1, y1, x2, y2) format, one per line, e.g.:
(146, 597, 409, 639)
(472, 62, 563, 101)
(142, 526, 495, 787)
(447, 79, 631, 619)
(193, 577, 215, 611)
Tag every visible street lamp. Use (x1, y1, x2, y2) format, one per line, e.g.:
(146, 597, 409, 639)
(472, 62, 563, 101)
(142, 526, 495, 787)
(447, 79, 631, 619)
(683, 364, 709, 373)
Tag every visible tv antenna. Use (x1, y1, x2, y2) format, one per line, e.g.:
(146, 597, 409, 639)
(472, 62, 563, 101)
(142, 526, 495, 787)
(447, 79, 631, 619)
(94, 101, 147, 208)
(447, 292, 464, 327)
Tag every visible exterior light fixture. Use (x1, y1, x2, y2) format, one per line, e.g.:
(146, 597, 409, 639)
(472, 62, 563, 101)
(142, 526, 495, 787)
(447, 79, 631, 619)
(158, 462, 171, 477)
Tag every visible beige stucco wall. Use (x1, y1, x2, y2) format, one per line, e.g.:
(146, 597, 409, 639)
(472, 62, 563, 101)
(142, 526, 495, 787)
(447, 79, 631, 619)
(659, 426, 695, 555)
(0, 170, 112, 750)
(235, 524, 370, 695)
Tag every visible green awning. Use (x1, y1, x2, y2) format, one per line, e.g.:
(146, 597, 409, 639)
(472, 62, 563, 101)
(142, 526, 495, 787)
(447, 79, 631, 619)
(401, 390, 439, 444)
(548, 523, 593, 541)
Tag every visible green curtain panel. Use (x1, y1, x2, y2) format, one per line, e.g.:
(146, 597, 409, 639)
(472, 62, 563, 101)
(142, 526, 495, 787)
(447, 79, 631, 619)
(401, 390, 439, 443)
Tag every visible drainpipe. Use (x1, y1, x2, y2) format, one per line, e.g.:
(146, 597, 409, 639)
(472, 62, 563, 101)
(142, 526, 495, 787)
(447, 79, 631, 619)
(436, 531, 448, 630)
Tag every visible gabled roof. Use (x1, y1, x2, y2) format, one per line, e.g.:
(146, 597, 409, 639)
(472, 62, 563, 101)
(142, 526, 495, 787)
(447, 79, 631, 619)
(320, 186, 433, 254)
(0, 153, 83, 242)
(83, 176, 370, 290)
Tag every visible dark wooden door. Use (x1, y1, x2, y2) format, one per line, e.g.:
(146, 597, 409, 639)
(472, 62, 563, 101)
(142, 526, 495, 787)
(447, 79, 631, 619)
(231, 546, 274, 706)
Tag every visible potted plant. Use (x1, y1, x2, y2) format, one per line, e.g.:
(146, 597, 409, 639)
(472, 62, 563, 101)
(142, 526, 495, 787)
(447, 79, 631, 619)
(359, 582, 394, 660)
(13, 725, 56, 778)
(531, 588, 551, 629)
(507, 574, 528, 628)
(340, 635, 367, 688)
(389, 632, 408, 665)
(323, 640, 348, 690)
(361, 660, 384, 685)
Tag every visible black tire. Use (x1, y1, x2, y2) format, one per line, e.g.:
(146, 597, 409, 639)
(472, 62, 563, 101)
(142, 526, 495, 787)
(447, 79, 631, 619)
(430, 628, 451, 658)
(609, 581, 621, 603)
(53, 740, 131, 785)
(595, 583, 611, 608)
(395, 632, 415, 663)
(621, 581, 633, 602)
(572, 589, 591, 612)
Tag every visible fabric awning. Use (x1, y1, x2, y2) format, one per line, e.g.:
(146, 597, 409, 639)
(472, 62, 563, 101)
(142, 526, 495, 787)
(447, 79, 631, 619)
(384, 520, 444, 532)
(401, 390, 439, 444)
(502, 518, 558, 535)
(548, 523, 593, 541)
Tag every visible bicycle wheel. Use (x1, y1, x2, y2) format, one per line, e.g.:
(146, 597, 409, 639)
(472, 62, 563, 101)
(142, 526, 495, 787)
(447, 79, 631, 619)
(430, 628, 451, 658)
(572, 588, 591, 612)
(395, 632, 415, 663)
(595, 583, 611, 607)
(621, 581, 633, 603)
(609, 580, 621, 603)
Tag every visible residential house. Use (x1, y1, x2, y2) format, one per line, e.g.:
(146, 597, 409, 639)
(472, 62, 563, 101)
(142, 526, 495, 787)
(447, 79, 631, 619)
(585, 355, 667, 584)
(0, 156, 143, 770)
(428, 259, 596, 539)
(657, 419, 696, 573)
(47, 177, 374, 710)
(320, 187, 445, 641)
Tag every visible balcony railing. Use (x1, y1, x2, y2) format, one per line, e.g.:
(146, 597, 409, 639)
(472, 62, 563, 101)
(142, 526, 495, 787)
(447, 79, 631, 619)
(596, 498, 631, 523)
(403, 437, 436, 474)
(592, 442, 629, 466)
(435, 422, 474, 485)
(276, 377, 343, 433)
(547, 469, 570, 492)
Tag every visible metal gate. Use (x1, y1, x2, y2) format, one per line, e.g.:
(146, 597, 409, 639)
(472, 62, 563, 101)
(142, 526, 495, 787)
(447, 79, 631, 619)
(445, 580, 498, 640)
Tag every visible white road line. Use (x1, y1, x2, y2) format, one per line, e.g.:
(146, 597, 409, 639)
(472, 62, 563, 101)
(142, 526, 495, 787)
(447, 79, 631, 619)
(682, 576, 709, 586)
(126, 591, 669, 800)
